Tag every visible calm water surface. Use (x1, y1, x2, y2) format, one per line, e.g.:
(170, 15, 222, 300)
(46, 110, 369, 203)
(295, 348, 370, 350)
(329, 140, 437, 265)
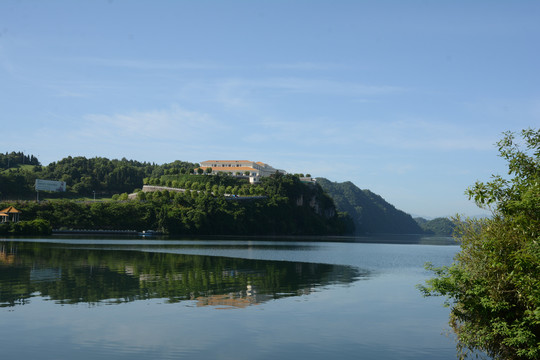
(1, 236, 459, 360)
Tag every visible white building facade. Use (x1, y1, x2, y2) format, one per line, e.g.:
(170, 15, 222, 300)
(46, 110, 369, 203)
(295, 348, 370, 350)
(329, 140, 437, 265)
(199, 160, 286, 183)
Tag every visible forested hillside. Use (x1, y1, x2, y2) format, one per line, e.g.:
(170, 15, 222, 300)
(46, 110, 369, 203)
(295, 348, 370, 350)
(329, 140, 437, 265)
(1, 173, 349, 236)
(317, 178, 423, 234)
(0, 153, 197, 200)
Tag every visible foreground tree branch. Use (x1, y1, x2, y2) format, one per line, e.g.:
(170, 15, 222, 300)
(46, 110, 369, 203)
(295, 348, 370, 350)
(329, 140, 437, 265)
(419, 129, 540, 360)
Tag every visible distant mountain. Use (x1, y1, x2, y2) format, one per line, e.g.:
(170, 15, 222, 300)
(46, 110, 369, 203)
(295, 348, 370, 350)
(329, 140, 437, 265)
(317, 178, 423, 235)
(415, 217, 456, 236)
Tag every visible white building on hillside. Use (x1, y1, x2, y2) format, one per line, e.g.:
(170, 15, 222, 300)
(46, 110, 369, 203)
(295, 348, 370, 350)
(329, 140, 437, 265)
(199, 160, 286, 183)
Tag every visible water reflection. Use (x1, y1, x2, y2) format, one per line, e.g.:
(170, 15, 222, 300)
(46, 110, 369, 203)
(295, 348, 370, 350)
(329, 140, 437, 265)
(0, 241, 365, 308)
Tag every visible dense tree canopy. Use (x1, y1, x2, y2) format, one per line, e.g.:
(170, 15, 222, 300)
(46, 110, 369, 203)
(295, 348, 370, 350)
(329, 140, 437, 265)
(0, 155, 198, 199)
(0, 152, 40, 169)
(420, 129, 540, 359)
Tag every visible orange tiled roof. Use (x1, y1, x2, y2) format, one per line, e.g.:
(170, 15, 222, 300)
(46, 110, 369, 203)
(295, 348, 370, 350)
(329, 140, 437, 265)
(0, 206, 21, 214)
(202, 160, 251, 163)
(200, 166, 257, 172)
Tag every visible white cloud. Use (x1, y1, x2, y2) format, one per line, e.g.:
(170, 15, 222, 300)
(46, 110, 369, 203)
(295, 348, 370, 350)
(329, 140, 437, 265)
(66, 57, 220, 71)
(264, 62, 346, 71)
(79, 106, 218, 141)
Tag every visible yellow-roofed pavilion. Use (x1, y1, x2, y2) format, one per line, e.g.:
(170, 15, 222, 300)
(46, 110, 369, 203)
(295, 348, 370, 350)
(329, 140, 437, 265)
(0, 206, 22, 223)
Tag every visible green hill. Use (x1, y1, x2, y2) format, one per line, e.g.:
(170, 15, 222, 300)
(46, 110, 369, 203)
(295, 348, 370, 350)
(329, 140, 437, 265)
(1, 173, 347, 236)
(0, 154, 197, 200)
(317, 178, 423, 235)
(414, 217, 455, 235)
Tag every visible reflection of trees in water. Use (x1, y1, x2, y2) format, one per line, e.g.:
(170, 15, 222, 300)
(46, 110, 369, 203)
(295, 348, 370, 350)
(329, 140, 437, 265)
(0, 242, 366, 308)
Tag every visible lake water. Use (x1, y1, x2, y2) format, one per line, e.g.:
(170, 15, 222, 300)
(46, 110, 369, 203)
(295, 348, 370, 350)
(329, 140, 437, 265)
(1, 236, 460, 360)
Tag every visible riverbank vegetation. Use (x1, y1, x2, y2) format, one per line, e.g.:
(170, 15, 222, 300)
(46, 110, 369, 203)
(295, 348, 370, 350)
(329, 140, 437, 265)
(420, 129, 540, 359)
(0, 219, 52, 236)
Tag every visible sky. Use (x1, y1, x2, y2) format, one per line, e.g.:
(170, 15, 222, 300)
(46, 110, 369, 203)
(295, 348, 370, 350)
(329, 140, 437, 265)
(1, 0, 539, 218)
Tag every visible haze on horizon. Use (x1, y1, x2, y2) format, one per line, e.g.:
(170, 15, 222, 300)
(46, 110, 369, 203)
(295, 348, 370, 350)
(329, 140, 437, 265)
(1, 0, 538, 218)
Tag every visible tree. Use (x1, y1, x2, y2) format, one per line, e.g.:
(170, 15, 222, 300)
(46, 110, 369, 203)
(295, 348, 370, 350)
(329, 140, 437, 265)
(197, 168, 204, 175)
(136, 191, 147, 201)
(420, 129, 540, 360)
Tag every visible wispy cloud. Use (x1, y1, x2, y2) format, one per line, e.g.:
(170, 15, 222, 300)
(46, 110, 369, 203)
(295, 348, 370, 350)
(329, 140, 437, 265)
(24, 105, 232, 164)
(67, 57, 220, 70)
(209, 77, 404, 110)
(264, 62, 346, 71)
(217, 77, 403, 96)
(52, 90, 88, 98)
(76, 105, 220, 141)
(244, 116, 496, 152)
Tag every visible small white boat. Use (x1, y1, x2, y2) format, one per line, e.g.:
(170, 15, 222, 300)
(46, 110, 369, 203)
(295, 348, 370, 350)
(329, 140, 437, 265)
(139, 230, 160, 236)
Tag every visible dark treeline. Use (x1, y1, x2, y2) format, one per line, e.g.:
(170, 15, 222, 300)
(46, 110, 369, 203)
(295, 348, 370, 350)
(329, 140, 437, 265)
(1, 174, 351, 236)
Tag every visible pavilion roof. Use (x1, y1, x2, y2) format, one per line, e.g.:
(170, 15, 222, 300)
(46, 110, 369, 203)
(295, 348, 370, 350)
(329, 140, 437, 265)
(0, 206, 22, 214)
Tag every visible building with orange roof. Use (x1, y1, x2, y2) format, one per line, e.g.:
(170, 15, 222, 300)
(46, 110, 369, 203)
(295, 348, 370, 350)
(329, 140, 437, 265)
(199, 160, 286, 183)
(0, 206, 22, 223)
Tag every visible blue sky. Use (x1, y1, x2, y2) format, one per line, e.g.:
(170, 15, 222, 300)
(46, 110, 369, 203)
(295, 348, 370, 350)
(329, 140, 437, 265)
(1, 0, 538, 218)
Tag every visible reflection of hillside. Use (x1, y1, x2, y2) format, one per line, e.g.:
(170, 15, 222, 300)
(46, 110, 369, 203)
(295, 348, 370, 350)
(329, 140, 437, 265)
(0, 241, 367, 308)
